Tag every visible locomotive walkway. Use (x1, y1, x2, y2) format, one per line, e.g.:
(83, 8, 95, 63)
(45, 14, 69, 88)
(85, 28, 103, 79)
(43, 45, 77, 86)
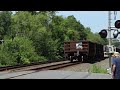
(0, 70, 111, 79)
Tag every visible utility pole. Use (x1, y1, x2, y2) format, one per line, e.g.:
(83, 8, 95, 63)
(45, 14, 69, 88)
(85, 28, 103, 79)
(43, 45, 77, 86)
(108, 11, 112, 74)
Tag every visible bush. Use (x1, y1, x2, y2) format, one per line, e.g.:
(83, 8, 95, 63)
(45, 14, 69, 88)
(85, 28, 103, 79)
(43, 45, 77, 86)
(89, 64, 107, 74)
(0, 36, 47, 66)
(29, 55, 47, 63)
(0, 50, 16, 66)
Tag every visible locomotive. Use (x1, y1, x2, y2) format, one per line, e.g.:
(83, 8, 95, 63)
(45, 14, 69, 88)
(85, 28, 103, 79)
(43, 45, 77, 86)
(64, 40, 104, 62)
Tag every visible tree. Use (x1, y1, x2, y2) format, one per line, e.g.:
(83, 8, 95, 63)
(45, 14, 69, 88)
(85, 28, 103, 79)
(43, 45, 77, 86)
(61, 15, 87, 40)
(0, 11, 12, 40)
(85, 27, 108, 45)
(0, 36, 48, 66)
(31, 28, 59, 60)
(11, 11, 32, 37)
(112, 41, 120, 48)
(66, 28, 79, 40)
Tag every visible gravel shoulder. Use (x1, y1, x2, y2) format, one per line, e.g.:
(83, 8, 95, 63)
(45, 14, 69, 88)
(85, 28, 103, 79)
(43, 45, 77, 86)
(59, 58, 110, 72)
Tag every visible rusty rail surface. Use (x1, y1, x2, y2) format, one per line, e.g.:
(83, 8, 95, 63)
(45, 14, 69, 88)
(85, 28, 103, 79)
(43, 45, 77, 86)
(5, 61, 81, 79)
(30, 61, 81, 71)
(0, 59, 66, 71)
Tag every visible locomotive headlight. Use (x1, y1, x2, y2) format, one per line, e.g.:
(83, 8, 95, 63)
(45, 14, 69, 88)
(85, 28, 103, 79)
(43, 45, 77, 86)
(113, 29, 119, 38)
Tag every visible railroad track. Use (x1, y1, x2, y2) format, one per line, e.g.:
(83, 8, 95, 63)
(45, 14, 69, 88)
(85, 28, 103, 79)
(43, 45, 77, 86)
(0, 60, 81, 72)
(0, 58, 103, 73)
(29, 61, 81, 71)
(3, 61, 81, 79)
(7, 61, 81, 72)
(0, 59, 67, 72)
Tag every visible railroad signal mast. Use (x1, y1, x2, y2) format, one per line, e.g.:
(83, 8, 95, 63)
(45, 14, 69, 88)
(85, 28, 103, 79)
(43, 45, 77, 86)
(108, 11, 112, 74)
(108, 11, 120, 74)
(99, 11, 120, 74)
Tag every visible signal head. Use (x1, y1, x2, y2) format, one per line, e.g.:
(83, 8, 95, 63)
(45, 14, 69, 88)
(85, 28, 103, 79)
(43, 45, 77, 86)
(115, 20, 120, 29)
(99, 29, 107, 38)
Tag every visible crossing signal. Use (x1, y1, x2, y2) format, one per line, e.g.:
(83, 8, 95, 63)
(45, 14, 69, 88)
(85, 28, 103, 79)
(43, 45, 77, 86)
(99, 29, 107, 38)
(115, 20, 120, 29)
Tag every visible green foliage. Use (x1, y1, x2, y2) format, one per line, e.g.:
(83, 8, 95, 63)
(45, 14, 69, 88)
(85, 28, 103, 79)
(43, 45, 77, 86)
(30, 55, 47, 63)
(66, 28, 79, 40)
(89, 64, 107, 74)
(86, 27, 108, 45)
(0, 36, 43, 66)
(61, 15, 87, 40)
(32, 28, 59, 60)
(11, 11, 32, 37)
(112, 41, 120, 48)
(0, 11, 12, 39)
(0, 49, 16, 66)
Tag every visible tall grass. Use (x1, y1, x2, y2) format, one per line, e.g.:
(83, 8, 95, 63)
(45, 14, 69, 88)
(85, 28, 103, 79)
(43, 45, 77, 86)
(89, 64, 107, 74)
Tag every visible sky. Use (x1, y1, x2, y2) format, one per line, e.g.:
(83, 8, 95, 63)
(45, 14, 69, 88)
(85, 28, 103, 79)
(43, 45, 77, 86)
(56, 11, 120, 39)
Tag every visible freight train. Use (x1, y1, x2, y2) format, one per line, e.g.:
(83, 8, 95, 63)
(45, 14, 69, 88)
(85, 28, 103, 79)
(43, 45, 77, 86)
(64, 40, 120, 62)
